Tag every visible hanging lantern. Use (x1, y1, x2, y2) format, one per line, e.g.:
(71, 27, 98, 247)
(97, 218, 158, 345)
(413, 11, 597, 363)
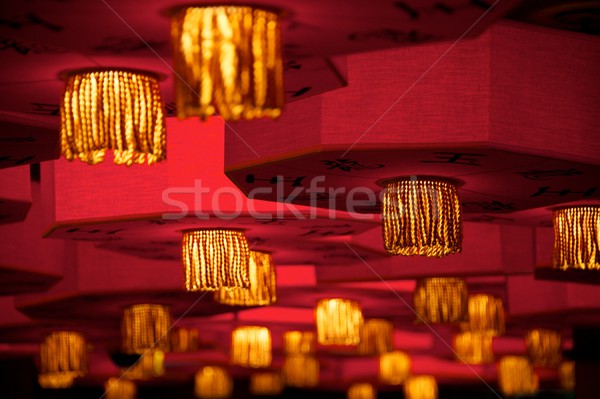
(105, 378, 137, 399)
(250, 372, 284, 396)
(182, 229, 250, 291)
(231, 326, 271, 368)
(170, 5, 284, 121)
(559, 361, 575, 391)
(379, 350, 411, 385)
(283, 355, 319, 388)
(38, 331, 88, 389)
(122, 350, 165, 380)
(413, 278, 468, 324)
(404, 375, 438, 399)
(215, 251, 276, 306)
(525, 329, 562, 367)
(381, 177, 462, 257)
(453, 332, 494, 365)
(171, 327, 200, 352)
(60, 68, 166, 165)
(195, 366, 233, 399)
(122, 304, 171, 354)
(347, 383, 375, 399)
(553, 206, 600, 270)
(283, 331, 316, 355)
(498, 356, 538, 396)
(357, 319, 393, 355)
(315, 298, 363, 345)
(464, 294, 505, 336)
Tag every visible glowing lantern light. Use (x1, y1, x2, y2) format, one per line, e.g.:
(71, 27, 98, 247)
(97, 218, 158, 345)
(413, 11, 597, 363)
(379, 350, 411, 385)
(250, 372, 284, 396)
(38, 331, 88, 389)
(357, 319, 393, 355)
(231, 326, 272, 368)
(105, 378, 137, 399)
(347, 383, 375, 399)
(453, 332, 494, 365)
(283, 331, 316, 355)
(525, 329, 562, 367)
(553, 206, 600, 270)
(283, 355, 319, 388)
(195, 366, 233, 399)
(315, 298, 363, 345)
(498, 356, 538, 396)
(122, 304, 171, 354)
(464, 294, 505, 336)
(404, 375, 438, 399)
(413, 278, 468, 324)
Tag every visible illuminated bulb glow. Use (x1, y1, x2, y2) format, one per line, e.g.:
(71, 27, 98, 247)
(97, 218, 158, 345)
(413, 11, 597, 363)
(283, 355, 319, 388)
(382, 177, 462, 257)
(316, 298, 363, 345)
(122, 304, 171, 354)
(215, 251, 276, 306)
(182, 229, 250, 291)
(122, 350, 165, 380)
(453, 332, 494, 365)
(347, 383, 375, 399)
(250, 372, 284, 395)
(357, 319, 393, 355)
(465, 294, 505, 336)
(170, 6, 284, 121)
(60, 69, 166, 165)
(38, 331, 88, 389)
(171, 327, 200, 352)
(404, 375, 438, 399)
(525, 329, 562, 367)
(231, 326, 272, 368)
(559, 361, 575, 391)
(379, 350, 411, 385)
(195, 366, 233, 399)
(553, 206, 600, 270)
(498, 356, 538, 396)
(283, 331, 316, 355)
(105, 377, 137, 399)
(413, 278, 468, 324)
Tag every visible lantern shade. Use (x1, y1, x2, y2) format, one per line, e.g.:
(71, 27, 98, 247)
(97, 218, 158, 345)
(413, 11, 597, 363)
(105, 377, 137, 399)
(382, 177, 462, 257)
(464, 294, 505, 336)
(38, 331, 88, 389)
(559, 361, 575, 391)
(283, 355, 319, 388)
(231, 326, 272, 368)
(182, 229, 250, 291)
(171, 327, 200, 352)
(283, 331, 316, 355)
(553, 206, 600, 270)
(404, 375, 438, 399)
(195, 366, 233, 399)
(60, 69, 166, 165)
(525, 329, 562, 367)
(347, 383, 375, 399)
(379, 350, 411, 385)
(122, 304, 171, 354)
(122, 350, 165, 380)
(250, 372, 284, 396)
(357, 319, 393, 355)
(215, 251, 276, 306)
(315, 298, 363, 346)
(413, 278, 468, 324)
(453, 332, 494, 365)
(170, 5, 284, 121)
(498, 356, 538, 396)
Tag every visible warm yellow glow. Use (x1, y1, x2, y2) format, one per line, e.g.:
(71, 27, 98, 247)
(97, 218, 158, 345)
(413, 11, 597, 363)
(122, 350, 165, 380)
(122, 304, 171, 354)
(464, 294, 505, 336)
(283, 331, 316, 355)
(231, 326, 271, 368)
(382, 177, 462, 257)
(413, 278, 468, 324)
(182, 229, 250, 291)
(553, 206, 600, 270)
(170, 5, 284, 121)
(171, 327, 200, 352)
(283, 355, 319, 388)
(347, 383, 375, 399)
(38, 331, 87, 389)
(357, 319, 393, 355)
(316, 298, 363, 345)
(105, 377, 137, 399)
(453, 332, 494, 365)
(379, 350, 411, 385)
(498, 356, 538, 396)
(525, 329, 562, 367)
(195, 366, 233, 399)
(60, 69, 166, 165)
(404, 375, 438, 399)
(250, 372, 284, 395)
(215, 251, 276, 306)
(559, 361, 575, 391)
